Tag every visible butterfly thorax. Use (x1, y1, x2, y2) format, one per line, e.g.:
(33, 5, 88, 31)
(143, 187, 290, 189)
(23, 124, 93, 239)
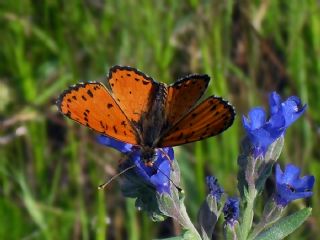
(136, 83, 168, 163)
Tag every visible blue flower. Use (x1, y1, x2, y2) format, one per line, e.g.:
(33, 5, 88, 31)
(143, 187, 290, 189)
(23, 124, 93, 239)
(275, 164, 315, 207)
(223, 197, 240, 226)
(97, 135, 133, 154)
(242, 92, 306, 157)
(269, 92, 306, 128)
(206, 176, 224, 201)
(97, 135, 173, 194)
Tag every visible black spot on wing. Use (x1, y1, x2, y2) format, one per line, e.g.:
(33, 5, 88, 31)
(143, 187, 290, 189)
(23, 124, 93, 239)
(211, 105, 217, 111)
(216, 111, 223, 117)
(121, 121, 127, 127)
(87, 89, 93, 97)
(100, 121, 104, 129)
(177, 132, 184, 140)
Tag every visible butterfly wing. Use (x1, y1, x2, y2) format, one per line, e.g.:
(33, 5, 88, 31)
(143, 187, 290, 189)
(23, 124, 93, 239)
(165, 75, 210, 125)
(57, 82, 138, 144)
(159, 96, 235, 147)
(108, 66, 158, 122)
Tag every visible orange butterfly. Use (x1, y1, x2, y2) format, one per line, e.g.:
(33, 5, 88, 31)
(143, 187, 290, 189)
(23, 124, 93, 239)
(57, 66, 235, 164)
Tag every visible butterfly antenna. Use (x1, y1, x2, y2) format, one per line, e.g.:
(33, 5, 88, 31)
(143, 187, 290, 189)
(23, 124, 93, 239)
(98, 164, 136, 190)
(157, 149, 183, 192)
(156, 166, 183, 192)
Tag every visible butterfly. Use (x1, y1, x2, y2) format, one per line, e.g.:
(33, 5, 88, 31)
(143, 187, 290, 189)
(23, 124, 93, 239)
(56, 66, 235, 165)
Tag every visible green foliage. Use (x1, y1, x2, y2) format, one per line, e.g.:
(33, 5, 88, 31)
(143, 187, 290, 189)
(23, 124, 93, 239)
(0, 0, 318, 239)
(255, 208, 312, 240)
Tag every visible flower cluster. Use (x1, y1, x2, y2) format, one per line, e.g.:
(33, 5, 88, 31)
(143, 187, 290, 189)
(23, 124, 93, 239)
(241, 92, 314, 205)
(206, 176, 224, 201)
(242, 92, 306, 157)
(223, 197, 240, 226)
(96, 91, 314, 240)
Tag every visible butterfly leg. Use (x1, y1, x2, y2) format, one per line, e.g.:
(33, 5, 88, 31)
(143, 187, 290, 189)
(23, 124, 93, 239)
(158, 148, 174, 169)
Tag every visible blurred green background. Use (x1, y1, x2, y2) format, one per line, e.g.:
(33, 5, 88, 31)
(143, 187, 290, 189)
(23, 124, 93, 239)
(0, 0, 319, 239)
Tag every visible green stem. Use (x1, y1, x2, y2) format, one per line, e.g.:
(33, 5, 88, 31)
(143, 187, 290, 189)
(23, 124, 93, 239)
(158, 190, 202, 240)
(248, 203, 283, 240)
(176, 203, 202, 240)
(241, 186, 257, 240)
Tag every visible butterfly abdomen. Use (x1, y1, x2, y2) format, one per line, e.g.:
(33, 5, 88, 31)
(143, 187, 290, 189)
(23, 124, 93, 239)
(138, 83, 168, 148)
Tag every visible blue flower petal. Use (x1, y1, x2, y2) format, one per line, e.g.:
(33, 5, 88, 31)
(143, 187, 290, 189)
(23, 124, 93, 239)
(150, 159, 171, 194)
(269, 92, 282, 115)
(130, 152, 151, 181)
(281, 164, 301, 183)
(247, 128, 274, 155)
(267, 113, 286, 130)
(281, 97, 307, 127)
(244, 107, 267, 129)
(97, 135, 133, 154)
(294, 176, 315, 191)
(275, 163, 315, 207)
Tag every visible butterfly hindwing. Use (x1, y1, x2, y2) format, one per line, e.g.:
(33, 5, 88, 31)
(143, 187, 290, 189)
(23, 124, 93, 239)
(108, 66, 157, 123)
(165, 75, 210, 126)
(57, 82, 138, 145)
(159, 96, 235, 147)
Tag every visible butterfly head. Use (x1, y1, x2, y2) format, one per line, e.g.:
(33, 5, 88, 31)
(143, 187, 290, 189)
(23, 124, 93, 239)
(140, 146, 157, 166)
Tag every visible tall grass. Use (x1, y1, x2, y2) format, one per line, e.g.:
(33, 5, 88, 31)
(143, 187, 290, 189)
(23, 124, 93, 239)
(0, 0, 319, 239)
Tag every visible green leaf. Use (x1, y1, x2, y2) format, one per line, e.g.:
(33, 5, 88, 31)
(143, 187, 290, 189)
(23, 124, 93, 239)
(197, 195, 218, 240)
(157, 188, 201, 239)
(255, 208, 312, 240)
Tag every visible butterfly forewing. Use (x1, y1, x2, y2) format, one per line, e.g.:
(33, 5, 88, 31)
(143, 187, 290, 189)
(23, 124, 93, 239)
(108, 66, 157, 122)
(159, 96, 235, 147)
(57, 82, 138, 145)
(165, 75, 210, 126)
